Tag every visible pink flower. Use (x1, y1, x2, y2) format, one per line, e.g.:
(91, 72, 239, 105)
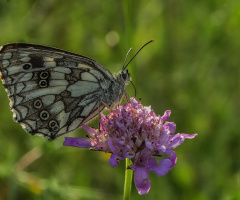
(63, 98, 197, 194)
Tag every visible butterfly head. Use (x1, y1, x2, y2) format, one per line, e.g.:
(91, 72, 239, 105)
(119, 69, 131, 85)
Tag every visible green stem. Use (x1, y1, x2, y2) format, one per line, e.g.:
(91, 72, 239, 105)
(123, 158, 133, 200)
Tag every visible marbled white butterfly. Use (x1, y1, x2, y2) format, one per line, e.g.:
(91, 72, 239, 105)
(0, 41, 152, 140)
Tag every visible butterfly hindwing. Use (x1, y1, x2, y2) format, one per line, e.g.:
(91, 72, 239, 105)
(0, 43, 115, 139)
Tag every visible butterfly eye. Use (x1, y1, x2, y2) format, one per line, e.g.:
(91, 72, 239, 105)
(33, 99, 42, 109)
(120, 71, 126, 80)
(38, 79, 48, 88)
(120, 70, 130, 82)
(23, 63, 32, 70)
(39, 110, 50, 120)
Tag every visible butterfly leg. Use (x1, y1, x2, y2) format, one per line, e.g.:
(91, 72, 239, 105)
(124, 87, 130, 103)
(97, 101, 101, 129)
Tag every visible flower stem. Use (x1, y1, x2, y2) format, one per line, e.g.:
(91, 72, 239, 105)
(123, 158, 133, 200)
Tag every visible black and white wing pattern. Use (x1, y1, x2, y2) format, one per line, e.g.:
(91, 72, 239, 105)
(0, 43, 130, 140)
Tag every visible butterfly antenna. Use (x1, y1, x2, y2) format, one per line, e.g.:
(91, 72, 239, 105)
(123, 40, 154, 71)
(122, 48, 132, 70)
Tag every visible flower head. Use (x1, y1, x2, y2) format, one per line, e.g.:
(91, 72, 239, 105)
(63, 98, 197, 194)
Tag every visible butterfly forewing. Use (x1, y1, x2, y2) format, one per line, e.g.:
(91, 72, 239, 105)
(0, 43, 129, 140)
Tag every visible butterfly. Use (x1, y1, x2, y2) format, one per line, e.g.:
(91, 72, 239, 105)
(0, 41, 152, 140)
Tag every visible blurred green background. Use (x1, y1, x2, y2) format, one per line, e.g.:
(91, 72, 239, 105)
(0, 0, 239, 199)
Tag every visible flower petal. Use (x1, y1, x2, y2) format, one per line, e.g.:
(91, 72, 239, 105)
(165, 150, 177, 170)
(162, 110, 171, 121)
(148, 158, 173, 176)
(109, 154, 119, 167)
(181, 133, 198, 139)
(164, 122, 176, 133)
(168, 133, 198, 149)
(131, 97, 139, 107)
(63, 137, 92, 148)
(82, 124, 97, 137)
(133, 166, 151, 195)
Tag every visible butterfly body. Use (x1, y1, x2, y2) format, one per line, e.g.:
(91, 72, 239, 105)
(0, 43, 130, 140)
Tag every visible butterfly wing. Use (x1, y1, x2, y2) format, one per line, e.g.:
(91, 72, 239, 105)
(0, 43, 113, 140)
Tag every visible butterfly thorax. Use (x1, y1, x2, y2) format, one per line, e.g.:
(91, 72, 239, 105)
(102, 70, 130, 109)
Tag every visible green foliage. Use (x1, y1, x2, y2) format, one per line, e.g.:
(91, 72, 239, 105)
(0, 0, 239, 199)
